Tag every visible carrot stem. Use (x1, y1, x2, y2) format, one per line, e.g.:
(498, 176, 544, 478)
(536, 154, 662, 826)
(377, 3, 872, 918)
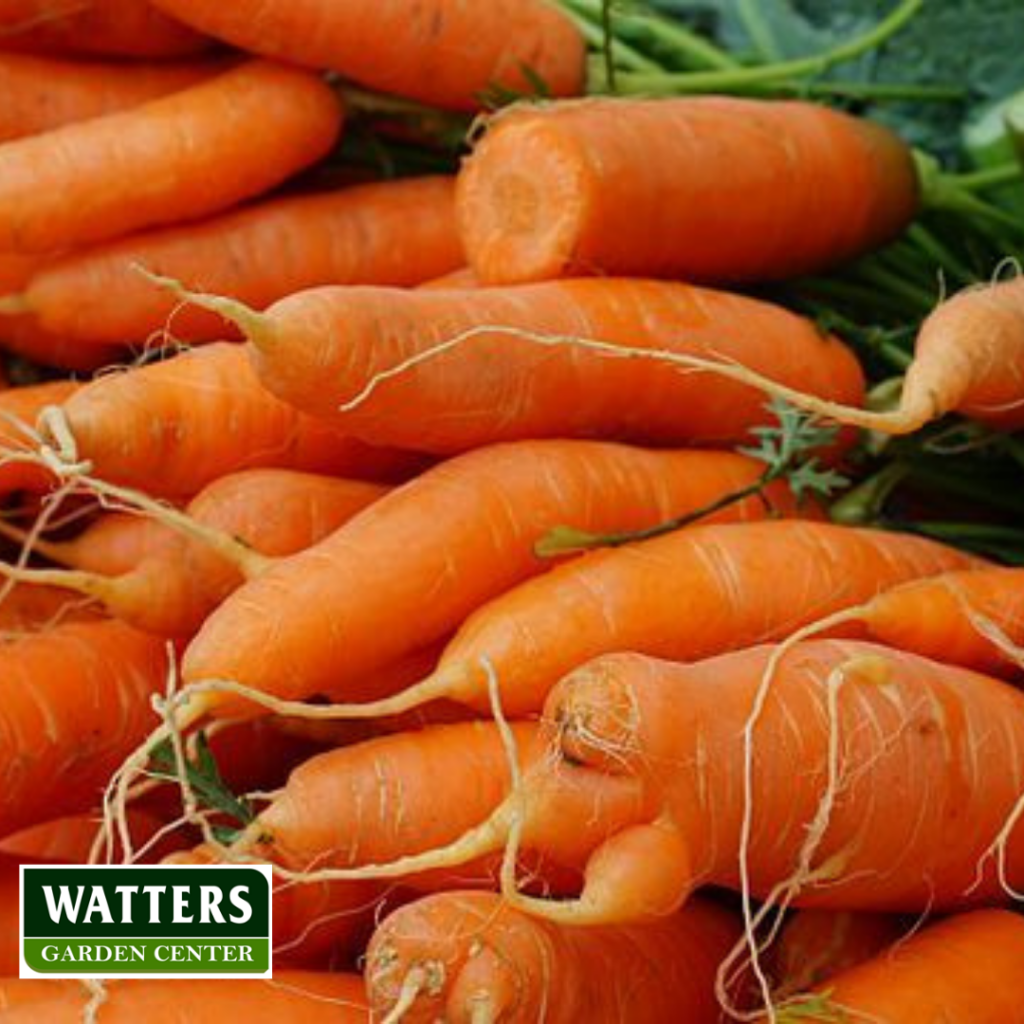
(948, 163, 1024, 192)
(611, 0, 922, 94)
(829, 462, 910, 526)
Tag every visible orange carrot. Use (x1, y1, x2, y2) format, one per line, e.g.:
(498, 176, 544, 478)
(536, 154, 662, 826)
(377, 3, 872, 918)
(10, 177, 463, 346)
(6, 468, 390, 636)
(0, 379, 77, 494)
(321, 641, 1024, 928)
(0, 0, 209, 58)
(0, 52, 222, 143)
(458, 97, 918, 285)
(366, 891, 740, 1024)
(764, 910, 1024, 1023)
(177, 444, 809, 720)
(321, 520, 979, 720)
(0, 60, 343, 254)
(146, 0, 584, 110)
(1, 973, 370, 1023)
(417, 267, 479, 290)
(0, 619, 166, 837)
(0, 250, 46, 293)
(0, 583, 100, 634)
(698, 276, 1024, 435)
(859, 567, 1024, 675)
(768, 910, 906, 996)
(0, 312, 123, 370)
(181, 277, 864, 455)
(41, 343, 418, 496)
(0, 977, 77, 1013)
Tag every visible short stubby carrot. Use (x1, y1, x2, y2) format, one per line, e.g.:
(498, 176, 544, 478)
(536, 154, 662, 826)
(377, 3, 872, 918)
(11, 468, 390, 637)
(323, 642, 1024, 927)
(322, 520, 980, 720)
(0, 52, 221, 143)
(0, 973, 370, 1023)
(457, 97, 918, 285)
(194, 277, 865, 455)
(11, 177, 463, 346)
(763, 910, 1024, 1024)
(179, 444, 808, 718)
(0, 619, 166, 838)
(365, 891, 741, 1024)
(42, 343, 417, 496)
(0, 378, 77, 494)
(703, 275, 1024, 435)
(146, 0, 585, 110)
(0, 59, 343, 254)
(0, 0, 209, 58)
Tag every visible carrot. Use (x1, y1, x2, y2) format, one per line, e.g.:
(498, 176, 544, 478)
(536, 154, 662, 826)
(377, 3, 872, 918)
(3, 468, 390, 636)
(458, 97, 918, 286)
(0, 312, 122, 370)
(321, 520, 979, 720)
(0, 0, 209, 58)
(417, 267, 479, 290)
(0, 379, 77, 494)
(1, 973, 370, 1023)
(174, 278, 864, 455)
(8, 177, 463, 346)
(0, 977, 78, 1013)
(0, 619, 166, 838)
(859, 567, 1024, 675)
(365, 891, 741, 1024)
(691, 275, 1024, 435)
(175, 444, 809, 721)
(767, 910, 906, 997)
(0, 60, 343, 254)
(0, 250, 46, 293)
(0, 583, 100, 634)
(315, 641, 1024, 929)
(0, 52, 222, 144)
(39, 343, 417, 497)
(765, 910, 1024, 1023)
(146, 0, 584, 110)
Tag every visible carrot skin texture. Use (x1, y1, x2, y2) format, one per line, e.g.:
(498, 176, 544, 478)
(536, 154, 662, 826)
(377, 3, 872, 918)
(0, 0, 210, 58)
(51, 343, 417, 496)
(245, 279, 865, 455)
(545, 640, 1024, 918)
(412, 520, 980, 716)
(0, 59, 343, 254)
(764, 910, 1024, 1024)
(863, 567, 1024, 676)
(0, 583, 102, 634)
(366, 891, 741, 1024)
(20, 176, 464, 346)
(145, 0, 584, 110)
(0, 312, 122, 371)
(0, 52, 221, 143)
(0, 379, 77, 494)
(181, 444, 809, 714)
(0, 619, 166, 837)
(458, 97, 918, 285)
(1, 973, 369, 1023)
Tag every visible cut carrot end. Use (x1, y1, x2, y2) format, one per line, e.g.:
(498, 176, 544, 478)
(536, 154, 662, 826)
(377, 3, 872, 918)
(459, 118, 590, 285)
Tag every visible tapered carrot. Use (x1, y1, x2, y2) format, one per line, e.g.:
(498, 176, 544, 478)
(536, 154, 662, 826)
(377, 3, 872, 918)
(366, 891, 740, 1024)
(177, 444, 809, 720)
(0, 60, 343, 254)
(321, 520, 979, 720)
(767, 910, 905, 996)
(1, 974, 370, 1023)
(8, 177, 463, 346)
(0, 583, 100, 634)
(0, 312, 122, 370)
(147, 0, 584, 110)
(763, 910, 1024, 1024)
(0, 0, 209, 58)
(40, 343, 417, 496)
(0, 52, 222, 143)
(693, 275, 1024, 435)
(175, 278, 864, 455)
(4, 468, 390, 636)
(0, 619, 166, 838)
(311, 641, 1024, 927)
(0, 379, 77, 494)
(458, 97, 918, 286)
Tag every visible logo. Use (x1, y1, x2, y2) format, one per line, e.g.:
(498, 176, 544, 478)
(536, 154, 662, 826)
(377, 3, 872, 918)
(20, 865, 273, 979)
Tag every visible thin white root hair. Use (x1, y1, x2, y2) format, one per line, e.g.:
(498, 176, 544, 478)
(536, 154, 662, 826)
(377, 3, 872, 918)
(380, 965, 430, 1024)
(80, 978, 108, 1024)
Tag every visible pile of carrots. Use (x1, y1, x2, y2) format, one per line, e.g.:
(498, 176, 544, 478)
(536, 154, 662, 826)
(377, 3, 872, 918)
(1, 1, 1024, 1022)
